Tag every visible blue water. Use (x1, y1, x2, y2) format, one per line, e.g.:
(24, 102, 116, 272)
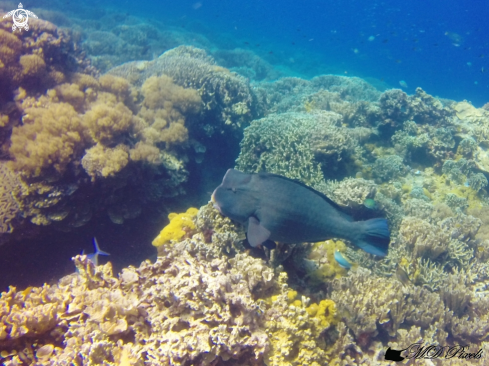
(114, 0, 489, 106)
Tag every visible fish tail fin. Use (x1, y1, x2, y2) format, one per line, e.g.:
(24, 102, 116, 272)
(354, 218, 390, 256)
(93, 237, 110, 256)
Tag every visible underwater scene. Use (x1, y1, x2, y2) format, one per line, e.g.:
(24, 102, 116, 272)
(1, 0, 489, 364)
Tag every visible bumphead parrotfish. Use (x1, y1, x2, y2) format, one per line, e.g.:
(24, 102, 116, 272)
(211, 169, 390, 256)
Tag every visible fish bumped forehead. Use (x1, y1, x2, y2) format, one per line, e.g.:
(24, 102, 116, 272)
(220, 169, 252, 188)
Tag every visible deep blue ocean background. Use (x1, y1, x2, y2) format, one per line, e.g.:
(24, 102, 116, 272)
(104, 0, 489, 106)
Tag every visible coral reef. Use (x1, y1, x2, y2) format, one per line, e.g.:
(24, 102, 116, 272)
(3, 5, 489, 362)
(0, 23, 209, 234)
(4, 187, 489, 364)
(306, 240, 349, 283)
(235, 111, 371, 186)
(0, 205, 343, 366)
(136, 74, 201, 149)
(329, 268, 447, 343)
(329, 177, 377, 209)
(9, 99, 88, 178)
(0, 162, 19, 243)
(152, 207, 199, 247)
(0, 13, 94, 106)
(107, 46, 258, 138)
(235, 112, 325, 186)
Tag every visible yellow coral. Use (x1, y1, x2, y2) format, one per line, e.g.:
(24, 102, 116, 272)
(306, 299, 337, 328)
(152, 207, 199, 247)
(308, 240, 348, 282)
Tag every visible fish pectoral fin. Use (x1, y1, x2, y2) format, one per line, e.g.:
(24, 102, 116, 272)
(247, 216, 271, 247)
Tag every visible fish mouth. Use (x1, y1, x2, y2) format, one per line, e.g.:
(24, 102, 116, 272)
(211, 190, 222, 214)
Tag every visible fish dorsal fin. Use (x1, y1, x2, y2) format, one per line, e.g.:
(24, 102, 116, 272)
(247, 216, 271, 247)
(257, 172, 353, 221)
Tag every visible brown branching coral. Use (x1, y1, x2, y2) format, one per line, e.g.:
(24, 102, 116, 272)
(398, 216, 450, 260)
(136, 74, 201, 150)
(84, 100, 137, 145)
(4, 57, 203, 227)
(81, 143, 129, 178)
(9, 100, 88, 178)
(0, 14, 95, 104)
(329, 268, 446, 343)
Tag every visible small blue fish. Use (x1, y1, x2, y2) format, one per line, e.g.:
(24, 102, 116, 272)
(363, 198, 377, 210)
(464, 181, 470, 188)
(334, 250, 352, 269)
(82, 238, 110, 266)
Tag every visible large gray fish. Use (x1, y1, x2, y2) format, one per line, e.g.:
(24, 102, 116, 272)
(211, 169, 390, 256)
